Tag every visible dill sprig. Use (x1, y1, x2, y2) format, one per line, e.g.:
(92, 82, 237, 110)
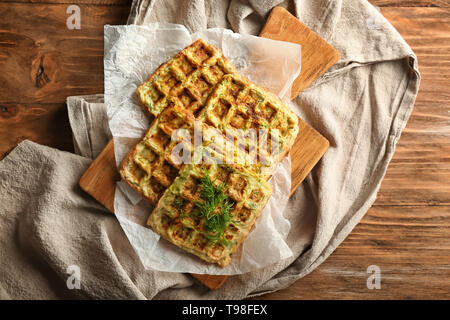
(193, 169, 234, 245)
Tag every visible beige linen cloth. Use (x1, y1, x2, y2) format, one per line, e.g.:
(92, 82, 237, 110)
(0, 0, 420, 299)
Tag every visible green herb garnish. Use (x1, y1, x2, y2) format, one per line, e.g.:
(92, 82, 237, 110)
(193, 169, 234, 245)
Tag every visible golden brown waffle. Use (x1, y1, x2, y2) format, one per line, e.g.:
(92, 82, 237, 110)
(136, 39, 299, 166)
(197, 73, 299, 165)
(120, 104, 269, 205)
(148, 161, 272, 267)
(119, 104, 188, 204)
(137, 38, 238, 117)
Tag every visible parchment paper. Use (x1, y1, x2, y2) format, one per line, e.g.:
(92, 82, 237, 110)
(104, 23, 301, 275)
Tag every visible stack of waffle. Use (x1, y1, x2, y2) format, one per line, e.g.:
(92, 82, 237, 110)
(120, 39, 298, 267)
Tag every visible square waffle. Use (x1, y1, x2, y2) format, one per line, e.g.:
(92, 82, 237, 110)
(137, 38, 238, 117)
(197, 73, 299, 165)
(147, 161, 272, 267)
(136, 39, 299, 166)
(119, 104, 188, 204)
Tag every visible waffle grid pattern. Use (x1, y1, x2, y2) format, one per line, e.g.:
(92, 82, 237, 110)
(197, 74, 299, 164)
(137, 39, 237, 117)
(120, 104, 271, 205)
(148, 162, 272, 267)
(120, 105, 191, 204)
(137, 39, 299, 166)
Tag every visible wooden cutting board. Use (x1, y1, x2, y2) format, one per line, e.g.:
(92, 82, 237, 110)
(261, 7, 341, 98)
(79, 6, 339, 290)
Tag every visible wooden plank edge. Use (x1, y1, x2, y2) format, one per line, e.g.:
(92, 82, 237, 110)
(79, 139, 118, 213)
(290, 126, 330, 196)
(191, 274, 228, 290)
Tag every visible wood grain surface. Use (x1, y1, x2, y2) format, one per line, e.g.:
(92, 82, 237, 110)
(371, 0, 449, 6)
(0, 2, 130, 157)
(257, 5, 450, 299)
(1, 0, 449, 299)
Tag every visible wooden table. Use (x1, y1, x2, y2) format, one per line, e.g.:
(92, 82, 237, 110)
(0, 1, 448, 299)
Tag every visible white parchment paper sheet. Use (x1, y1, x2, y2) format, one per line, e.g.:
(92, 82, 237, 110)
(105, 23, 301, 275)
